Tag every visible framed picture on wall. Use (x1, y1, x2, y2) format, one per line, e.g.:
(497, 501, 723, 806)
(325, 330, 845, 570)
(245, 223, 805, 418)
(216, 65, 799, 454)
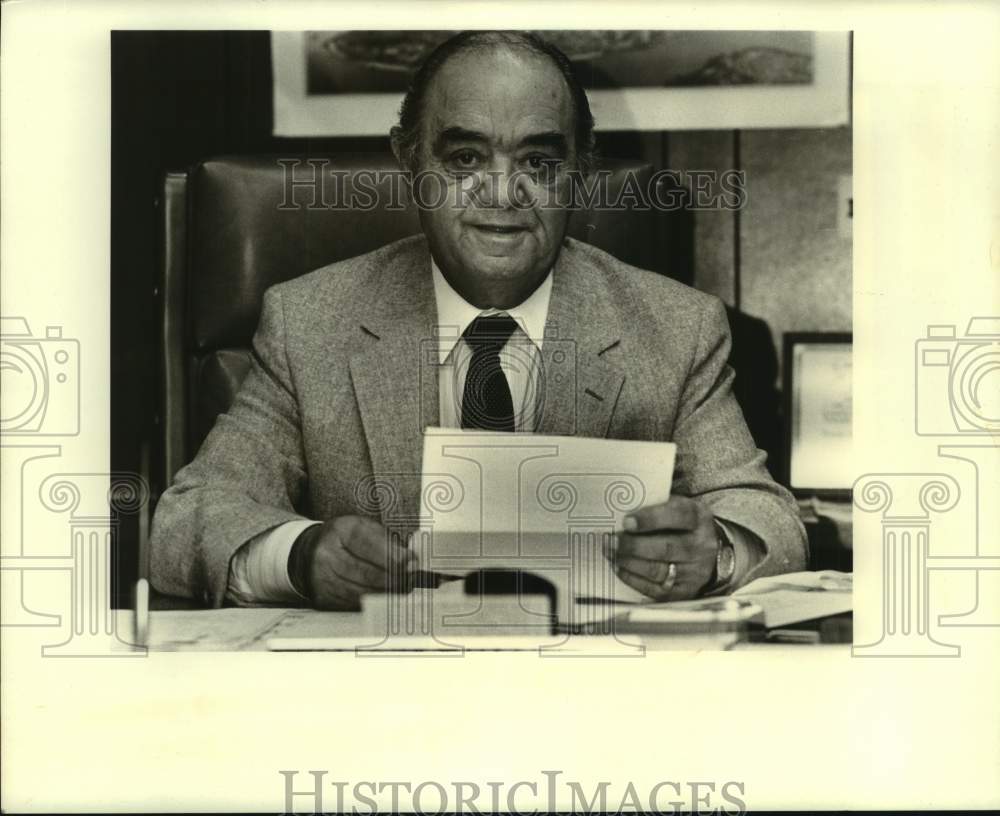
(272, 30, 850, 136)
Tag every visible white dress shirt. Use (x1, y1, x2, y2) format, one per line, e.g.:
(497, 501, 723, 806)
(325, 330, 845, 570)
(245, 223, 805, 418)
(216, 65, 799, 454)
(431, 260, 551, 431)
(226, 260, 552, 605)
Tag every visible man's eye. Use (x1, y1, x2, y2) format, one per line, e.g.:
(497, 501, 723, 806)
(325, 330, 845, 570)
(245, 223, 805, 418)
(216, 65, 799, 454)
(523, 155, 561, 173)
(450, 150, 482, 168)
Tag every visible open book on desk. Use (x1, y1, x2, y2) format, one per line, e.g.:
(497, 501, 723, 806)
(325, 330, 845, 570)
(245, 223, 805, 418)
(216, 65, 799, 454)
(411, 429, 676, 629)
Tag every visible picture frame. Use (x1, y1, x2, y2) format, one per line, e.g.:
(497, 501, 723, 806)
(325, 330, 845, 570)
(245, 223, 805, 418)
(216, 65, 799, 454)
(272, 30, 851, 136)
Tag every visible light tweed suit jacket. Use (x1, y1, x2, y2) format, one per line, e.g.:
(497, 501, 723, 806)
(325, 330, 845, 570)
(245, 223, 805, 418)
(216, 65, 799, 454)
(151, 235, 807, 605)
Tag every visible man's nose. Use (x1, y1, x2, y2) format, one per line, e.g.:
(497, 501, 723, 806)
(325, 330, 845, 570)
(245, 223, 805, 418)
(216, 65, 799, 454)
(479, 161, 531, 209)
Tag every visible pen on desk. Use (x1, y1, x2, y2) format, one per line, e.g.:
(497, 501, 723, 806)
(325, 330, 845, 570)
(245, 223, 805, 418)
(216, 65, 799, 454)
(135, 577, 149, 647)
(135, 463, 150, 647)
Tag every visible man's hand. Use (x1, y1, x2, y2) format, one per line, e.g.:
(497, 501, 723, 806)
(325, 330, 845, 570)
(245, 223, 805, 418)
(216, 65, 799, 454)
(605, 495, 719, 601)
(292, 516, 417, 610)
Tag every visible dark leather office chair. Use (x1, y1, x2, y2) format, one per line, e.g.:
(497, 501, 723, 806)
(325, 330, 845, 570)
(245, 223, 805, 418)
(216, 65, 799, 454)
(153, 154, 675, 506)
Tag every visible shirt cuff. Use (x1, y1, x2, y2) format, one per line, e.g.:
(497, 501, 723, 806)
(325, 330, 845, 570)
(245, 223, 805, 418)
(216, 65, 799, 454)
(226, 519, 321, 606)
(710, 518, 767, 594)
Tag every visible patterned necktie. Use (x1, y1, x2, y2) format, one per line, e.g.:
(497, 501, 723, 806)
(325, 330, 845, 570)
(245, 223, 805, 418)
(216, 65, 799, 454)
(461, 313, 519, 431)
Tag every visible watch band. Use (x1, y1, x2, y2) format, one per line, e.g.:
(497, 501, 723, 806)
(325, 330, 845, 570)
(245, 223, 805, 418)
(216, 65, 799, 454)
(712, 520, 737, 590)
(288, 524, 323, 603)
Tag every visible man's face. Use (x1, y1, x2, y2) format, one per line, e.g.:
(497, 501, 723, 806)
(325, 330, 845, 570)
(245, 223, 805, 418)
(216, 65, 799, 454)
(404, 47, 577, 309)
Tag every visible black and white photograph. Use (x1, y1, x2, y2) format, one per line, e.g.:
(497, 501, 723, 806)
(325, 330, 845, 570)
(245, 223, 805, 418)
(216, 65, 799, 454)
(106, 26, 852, 645)
(2, 1, 999, 813)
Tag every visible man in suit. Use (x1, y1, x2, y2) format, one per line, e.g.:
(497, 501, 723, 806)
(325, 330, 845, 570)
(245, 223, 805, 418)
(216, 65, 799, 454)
(151, 31, 806, 609)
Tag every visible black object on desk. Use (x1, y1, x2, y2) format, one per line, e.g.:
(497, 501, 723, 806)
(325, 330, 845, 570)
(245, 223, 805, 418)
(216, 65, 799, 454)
(760, 612, 854, 645)
(463, 569, 558, 633)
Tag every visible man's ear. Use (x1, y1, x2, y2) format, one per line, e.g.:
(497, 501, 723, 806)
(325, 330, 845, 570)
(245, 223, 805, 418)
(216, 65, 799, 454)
(389, 126, 407, 169)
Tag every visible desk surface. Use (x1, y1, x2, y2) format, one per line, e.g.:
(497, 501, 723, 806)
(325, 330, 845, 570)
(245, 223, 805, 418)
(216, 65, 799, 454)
(121, 606, 852, 653)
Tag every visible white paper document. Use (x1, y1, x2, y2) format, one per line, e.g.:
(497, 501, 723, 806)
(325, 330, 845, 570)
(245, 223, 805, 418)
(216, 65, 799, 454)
(414, 430, 677, 621)
(733, 570, 852, 627)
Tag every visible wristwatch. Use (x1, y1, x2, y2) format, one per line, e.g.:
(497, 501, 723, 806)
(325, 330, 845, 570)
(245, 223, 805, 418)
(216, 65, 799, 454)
(712, 521, 736, 590)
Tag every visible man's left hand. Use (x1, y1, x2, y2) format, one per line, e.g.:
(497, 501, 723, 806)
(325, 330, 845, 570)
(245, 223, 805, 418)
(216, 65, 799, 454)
(605, 495, 719, 601)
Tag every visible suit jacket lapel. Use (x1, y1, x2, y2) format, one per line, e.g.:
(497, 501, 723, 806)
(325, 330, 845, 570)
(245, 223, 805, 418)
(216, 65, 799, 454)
(349, 239, 438, 529)
(538, 242, 625, 438)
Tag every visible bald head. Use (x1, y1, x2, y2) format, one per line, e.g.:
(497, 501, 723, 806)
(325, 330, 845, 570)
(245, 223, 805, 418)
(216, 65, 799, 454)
(392, 31, 595, 173)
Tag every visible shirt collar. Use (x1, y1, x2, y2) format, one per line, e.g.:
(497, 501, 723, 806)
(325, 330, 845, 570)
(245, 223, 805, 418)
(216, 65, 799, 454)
(430, 257, 553, 363)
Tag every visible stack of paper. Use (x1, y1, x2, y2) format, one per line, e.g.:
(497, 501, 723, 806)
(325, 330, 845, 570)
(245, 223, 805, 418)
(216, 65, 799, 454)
(413, 429, 677, 626)
(733, 571, 852, 627)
